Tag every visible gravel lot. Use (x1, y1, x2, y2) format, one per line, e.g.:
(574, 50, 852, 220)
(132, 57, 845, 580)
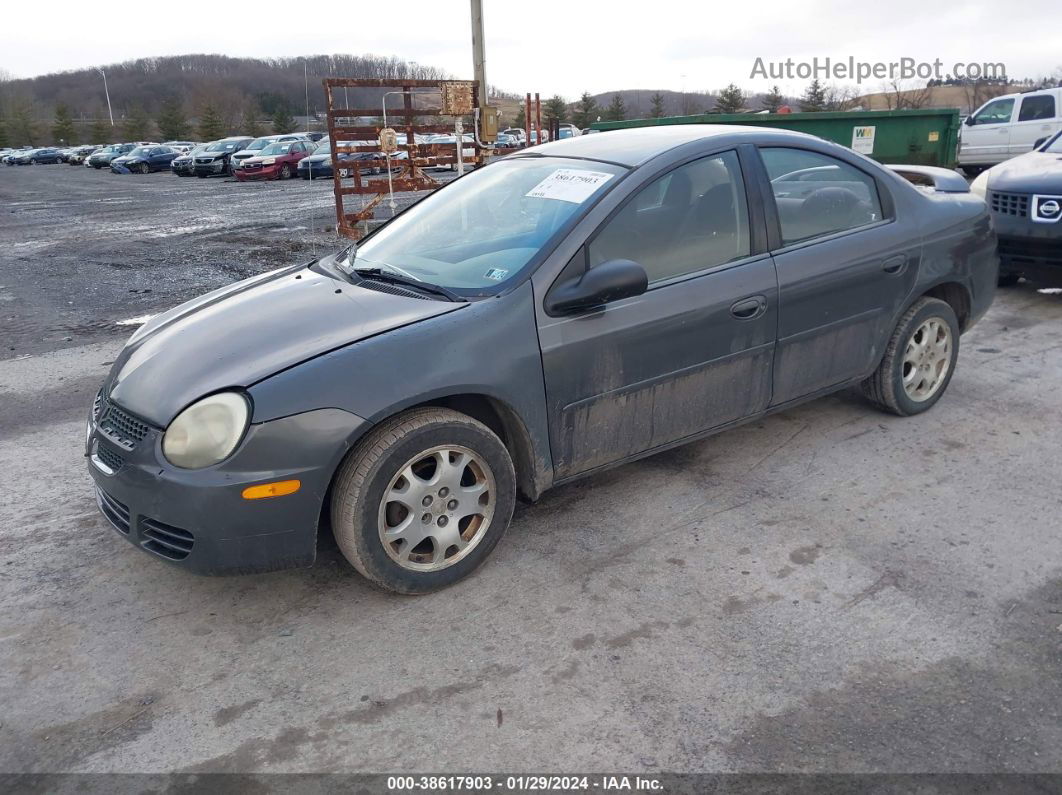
(1, 163, 1061, 775)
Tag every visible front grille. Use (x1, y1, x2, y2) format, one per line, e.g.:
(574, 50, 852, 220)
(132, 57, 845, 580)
(97, 401, 150, 450)
(194, 157, 215, 165)
(96, 487, 130, 534)
(95, 444, 125, 472)
(140, 518, 195, 561)
(990, 191, 1029, 217)
(355, 279, 431, 300)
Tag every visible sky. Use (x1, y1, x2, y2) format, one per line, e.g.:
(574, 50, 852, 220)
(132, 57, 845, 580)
(1, 0, 1058, 98)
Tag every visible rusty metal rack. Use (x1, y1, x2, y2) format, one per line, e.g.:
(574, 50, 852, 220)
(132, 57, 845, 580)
(324, 78, 484, 239)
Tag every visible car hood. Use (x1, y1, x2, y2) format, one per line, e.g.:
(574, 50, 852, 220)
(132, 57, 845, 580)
(988, 152, 1062, 194)
(107, 261, 465, 426)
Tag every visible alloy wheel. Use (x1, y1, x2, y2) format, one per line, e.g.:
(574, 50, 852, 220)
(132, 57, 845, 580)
(377, 445, 496, 572)
(902, 317, 952, 402)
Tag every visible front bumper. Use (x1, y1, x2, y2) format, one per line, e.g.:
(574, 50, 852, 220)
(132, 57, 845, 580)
(236, 163, 282, 180)
(193, 160, 227, 176)
(991, 208, 1062, 284)
(87, 400, 369, 575)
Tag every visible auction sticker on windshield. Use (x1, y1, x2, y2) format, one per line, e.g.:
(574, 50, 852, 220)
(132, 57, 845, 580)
(525, 169, 614, 203)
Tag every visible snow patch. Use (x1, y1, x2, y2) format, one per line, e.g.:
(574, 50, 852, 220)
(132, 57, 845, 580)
(116, 315, 155, 327)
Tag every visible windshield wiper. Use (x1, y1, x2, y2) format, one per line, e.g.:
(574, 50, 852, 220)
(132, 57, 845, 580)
(352, 267, 466, 303)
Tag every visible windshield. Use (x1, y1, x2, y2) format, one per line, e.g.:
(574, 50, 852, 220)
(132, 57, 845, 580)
(245, 137, 273, 151)
(206, 140, 241, 152)
(260, 142, 293, 156)
(341, 157, 625, 293)
(127, 147, 149, 157)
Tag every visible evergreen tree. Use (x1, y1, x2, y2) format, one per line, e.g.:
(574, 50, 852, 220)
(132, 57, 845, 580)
(512, 106, 526, 130)
(543, 95, 568, 125)
(799, 79, 828, 112)
(52, 104, 76, 145)
(571, 91, 599, 128)
(271, 105, 296, 134)
(605, 94, 627, 122)
(9, 102, 37, 145)
(123, 104, 152, 141)
(762, 85, 785, 113)
(0, 119, 8, 148)
(198, 104, 225, 140)
(155, 98, 189, 140)
(89, 117, 111, 144)
(240, 102, 264, 137)
(649, 92, 666, 118)
(713, 83, 746, 114)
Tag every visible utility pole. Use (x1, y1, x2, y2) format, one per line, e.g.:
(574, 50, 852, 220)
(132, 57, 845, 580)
(95, 67, 114, 127)
(470, 0, 487, 111)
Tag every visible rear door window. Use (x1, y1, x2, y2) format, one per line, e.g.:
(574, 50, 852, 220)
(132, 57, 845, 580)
(1017, 95, 1056, 122)
(760, 148, 884, 246)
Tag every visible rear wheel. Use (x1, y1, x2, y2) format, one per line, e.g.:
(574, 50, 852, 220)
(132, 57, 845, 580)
(331, 408, 516, 594)
(862, 297, 960, 416)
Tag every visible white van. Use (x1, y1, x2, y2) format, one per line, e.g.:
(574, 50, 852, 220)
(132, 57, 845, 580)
(958, 87, 1062, 172)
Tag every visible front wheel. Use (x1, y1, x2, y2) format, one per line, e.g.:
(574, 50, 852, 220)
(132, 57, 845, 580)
(279, 164, 292, 179)
(139, 163, 150, 175)
(861, 297, 960, 416)
(331, 407, 517, 594)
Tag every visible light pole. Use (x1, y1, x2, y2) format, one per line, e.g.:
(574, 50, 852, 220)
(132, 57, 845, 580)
(95, 67, 114, 127)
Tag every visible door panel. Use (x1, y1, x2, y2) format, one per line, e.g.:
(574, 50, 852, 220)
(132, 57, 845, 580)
(771, 223, 919, 403)
(960, 97, 1015, 163)
(759, 147, 920, 405)
(539, 257, 777, 479)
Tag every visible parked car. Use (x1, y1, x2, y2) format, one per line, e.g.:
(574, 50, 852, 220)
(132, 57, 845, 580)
(427, 134, 476, 170)
(111, 145, 180, 174)
(192, 137, 252, 177)
(501, 127, 526, 145)
(87, 143, 137, 169)
(17, 148, 64, 164)
(958, 87, 1062, 173)
(86, 125, 996, 592)
(3, 149, 28, 165)
(170, 144, 207, 176)
(161, 141, 197, 153)
(230, 134, 307, 174)
(67, 146, 101, 165)
(235, 139, 314, 180)
(971, 131, 1062, 285)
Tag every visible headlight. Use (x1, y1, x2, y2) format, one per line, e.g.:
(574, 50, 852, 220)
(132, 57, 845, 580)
(970, 170, 990, 199)
(162, 392, 249, 469)
(261, 157, 276, 165)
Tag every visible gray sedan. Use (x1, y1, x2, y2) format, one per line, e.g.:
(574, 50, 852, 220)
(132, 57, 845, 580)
(87, 125, 997, 593)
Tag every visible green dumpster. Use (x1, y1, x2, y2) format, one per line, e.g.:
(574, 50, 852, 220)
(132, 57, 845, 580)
(590, 108, 961, 168)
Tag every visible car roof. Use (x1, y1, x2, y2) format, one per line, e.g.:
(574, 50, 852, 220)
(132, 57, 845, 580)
(522, 124, 819, 167)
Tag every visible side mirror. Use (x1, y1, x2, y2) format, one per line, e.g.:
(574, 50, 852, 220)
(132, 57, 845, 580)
(545, 258, 648, 316)
(964, 116, 975, 126)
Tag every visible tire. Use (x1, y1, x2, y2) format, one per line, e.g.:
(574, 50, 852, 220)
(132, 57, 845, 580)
(998, 272, 1020, 287)
(959, 165, 985, 178)
(331, 407, 517, 594)
(93, 164, 102, 169)
(861, 297, 960, 417)
(279, 164, 292, 179)
(139, 162, 150, 175)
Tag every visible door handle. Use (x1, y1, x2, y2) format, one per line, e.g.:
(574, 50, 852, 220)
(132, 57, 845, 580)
(730, 295, 767, 320)
(881, 254, 908, 275)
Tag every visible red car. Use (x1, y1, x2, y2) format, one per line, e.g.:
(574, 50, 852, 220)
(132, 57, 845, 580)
(235, 139, 314, 180)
